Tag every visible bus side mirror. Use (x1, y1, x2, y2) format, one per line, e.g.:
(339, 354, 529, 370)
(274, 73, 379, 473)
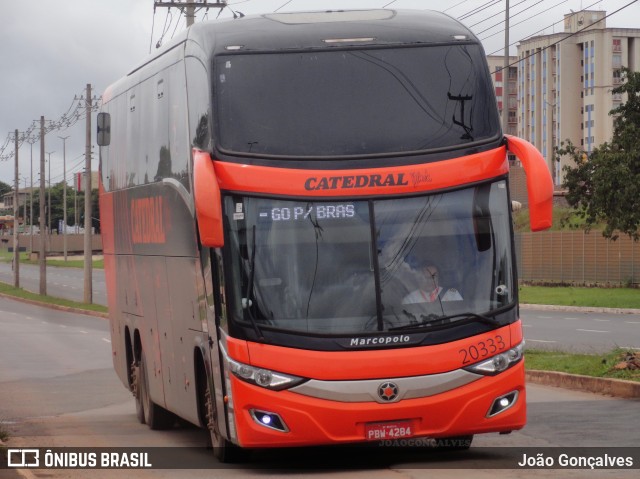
(193, 149, 224, 247)
(97, 112, 111, 146)
(505, 135, 553, 231)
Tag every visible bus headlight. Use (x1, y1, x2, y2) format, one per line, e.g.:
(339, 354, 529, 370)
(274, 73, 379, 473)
(464, 343, 524, 376)
(220, 346, 306, 391)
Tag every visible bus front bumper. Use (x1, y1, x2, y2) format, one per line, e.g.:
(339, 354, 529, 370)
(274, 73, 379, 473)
(229, 361, 526, 448)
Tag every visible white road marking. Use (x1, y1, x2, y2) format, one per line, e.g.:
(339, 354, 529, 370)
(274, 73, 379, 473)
(102, 338, 111, 343)
(526, 339, 557, 343)
(592, 318, 610, 322)
(576, 329, 609, 333)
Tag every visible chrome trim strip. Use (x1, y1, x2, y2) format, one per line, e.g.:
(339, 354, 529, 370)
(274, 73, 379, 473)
(289, 369, 482, 404)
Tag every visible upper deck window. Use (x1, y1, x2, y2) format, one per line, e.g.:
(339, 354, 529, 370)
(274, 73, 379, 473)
(214, 44, 500, 158)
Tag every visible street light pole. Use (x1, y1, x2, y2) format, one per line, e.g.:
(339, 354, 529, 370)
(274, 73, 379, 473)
(59, 135, 69, 261)
(45, 151, 54, 251)
(13, 129, 20, 288)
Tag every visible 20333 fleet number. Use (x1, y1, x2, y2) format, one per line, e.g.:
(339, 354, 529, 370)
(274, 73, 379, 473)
(459, 334, 506, 365)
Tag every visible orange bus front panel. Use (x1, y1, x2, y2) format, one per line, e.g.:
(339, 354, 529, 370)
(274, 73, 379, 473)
(230, 361, 526, 448)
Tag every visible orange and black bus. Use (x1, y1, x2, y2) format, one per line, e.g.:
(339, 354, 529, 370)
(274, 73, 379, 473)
(98, 9, 553, 461)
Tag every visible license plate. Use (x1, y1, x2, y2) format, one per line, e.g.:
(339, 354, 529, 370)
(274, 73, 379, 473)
(365, 421, 414, 441)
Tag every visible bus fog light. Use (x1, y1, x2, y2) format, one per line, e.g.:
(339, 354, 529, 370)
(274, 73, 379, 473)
(250, 409, 289, 432)
(487, 391, 518, 417)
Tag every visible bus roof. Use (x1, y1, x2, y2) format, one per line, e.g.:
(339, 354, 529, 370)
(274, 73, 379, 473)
(187, 9, 479, 55)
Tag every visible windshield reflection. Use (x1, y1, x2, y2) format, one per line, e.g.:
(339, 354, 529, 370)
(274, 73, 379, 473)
(225, 181, 514, 335)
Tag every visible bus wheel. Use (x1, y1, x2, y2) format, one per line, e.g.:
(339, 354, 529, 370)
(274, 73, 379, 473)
(205, 387, 247, 463)
(139, 351, 174, 430)
(131, 359, 145, 424)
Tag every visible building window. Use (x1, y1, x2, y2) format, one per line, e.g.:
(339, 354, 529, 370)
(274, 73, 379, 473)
(613, 69, 622, 84)
(612, 54, 622, 68)
(613, 38, 622, 52)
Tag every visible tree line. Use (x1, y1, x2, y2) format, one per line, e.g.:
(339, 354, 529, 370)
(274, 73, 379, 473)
(0, 180, 100, 233)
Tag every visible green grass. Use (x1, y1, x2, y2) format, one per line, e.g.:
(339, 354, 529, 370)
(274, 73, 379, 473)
(0, 249, 103, 269)
(513, 206, 606, 233)
(519, 284, 640, 309)
(525, 348, 640, 382)
(0, 281, 107, 314)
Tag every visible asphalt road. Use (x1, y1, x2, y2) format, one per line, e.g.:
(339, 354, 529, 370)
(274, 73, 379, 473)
(520, 308, 640, 353)
(1, 260, 640, 353)
(0, 261, 107, 306)
(0, 297, 639, 478)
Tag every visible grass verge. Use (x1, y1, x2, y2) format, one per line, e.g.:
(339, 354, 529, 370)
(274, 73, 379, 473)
(0, 250, 103, 269)
(0, 281, 107, 314)
(519, 285, 640, 309)
(0, 423, 8, 442)
(525, 348, 640, 382)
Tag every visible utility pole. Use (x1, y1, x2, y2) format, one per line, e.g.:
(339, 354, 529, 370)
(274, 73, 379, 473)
(502, 0, 510, 136)
(84, 83, 93, 304)
(22, 177, 28, 226)
(39, 116, 46, 295)
(154, 1, 228, 27)
(59, 135, 69, 261)
(27, 137, 35, 253)
(46, 151, 54, 241)
(13, 129, 20, 288)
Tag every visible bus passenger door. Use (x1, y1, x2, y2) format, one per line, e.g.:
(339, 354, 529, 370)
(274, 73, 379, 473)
(202, 247, 230, 441)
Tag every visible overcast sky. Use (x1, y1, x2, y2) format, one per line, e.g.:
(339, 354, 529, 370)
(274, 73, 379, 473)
(0, 0, 637, 186)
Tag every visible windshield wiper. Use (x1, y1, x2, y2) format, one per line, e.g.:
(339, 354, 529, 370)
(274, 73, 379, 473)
(388, 311, 501, 331)
(244, 225, 265, 341)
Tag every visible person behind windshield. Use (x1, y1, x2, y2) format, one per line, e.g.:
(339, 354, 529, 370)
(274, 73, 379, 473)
(402, 263, 463, 305)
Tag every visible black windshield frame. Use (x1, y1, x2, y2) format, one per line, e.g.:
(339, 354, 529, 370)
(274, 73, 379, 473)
(212, 43, 501, 159)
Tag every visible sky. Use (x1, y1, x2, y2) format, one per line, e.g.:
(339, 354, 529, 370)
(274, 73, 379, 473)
(0, 0, 638, 187)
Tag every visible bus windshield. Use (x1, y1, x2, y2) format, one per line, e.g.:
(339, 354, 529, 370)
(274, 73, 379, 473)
(225, 180, 514, 335)
(214, 44, 500, 157)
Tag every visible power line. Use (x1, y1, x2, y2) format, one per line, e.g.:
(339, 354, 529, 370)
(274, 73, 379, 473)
(494, 0, 639, 73)
(274, 0, 295, 13)
(458, 1, 501, 22)
(475, 0, 547, 36)
(486, 0, 603, 56)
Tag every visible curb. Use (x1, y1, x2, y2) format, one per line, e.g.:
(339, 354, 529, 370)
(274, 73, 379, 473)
(0, 292, 108, 319)
(520, 303, 640, 315)
(526, 370, 640, 399)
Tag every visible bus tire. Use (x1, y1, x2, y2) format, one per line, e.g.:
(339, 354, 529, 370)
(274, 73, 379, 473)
(139, 351, 174, 430)
(131, 359, 145, 424)
(204, 386, 248, 463)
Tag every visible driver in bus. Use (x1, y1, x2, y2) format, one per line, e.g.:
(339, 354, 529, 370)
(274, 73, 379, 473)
(402, 263, 463, 304)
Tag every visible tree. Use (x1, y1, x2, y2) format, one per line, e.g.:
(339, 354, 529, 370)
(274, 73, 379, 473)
(559, 67, 640, 240)
(0, 180, 11, 198)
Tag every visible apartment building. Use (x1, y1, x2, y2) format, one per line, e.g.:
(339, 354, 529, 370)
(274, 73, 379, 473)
(487, 55, 519, 137)
(516, 10, 640, 185)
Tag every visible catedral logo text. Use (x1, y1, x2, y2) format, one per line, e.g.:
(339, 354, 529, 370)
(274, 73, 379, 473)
(304, 173, 408, 191)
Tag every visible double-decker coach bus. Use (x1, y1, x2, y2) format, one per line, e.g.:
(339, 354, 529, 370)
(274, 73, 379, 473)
(98, 9, 553, 461)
